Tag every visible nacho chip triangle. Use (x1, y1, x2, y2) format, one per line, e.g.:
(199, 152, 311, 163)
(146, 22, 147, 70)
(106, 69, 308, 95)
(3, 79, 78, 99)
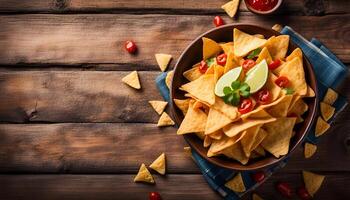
(212, 97, 239, 120)
(149, 153, 166, 175)
(205, 108, 232, 135)
(233, 28, 267, 57)
(286, 48, 303, 61)
(180, 74, 216, 105)
(240, 125, 263, 157)
(183, 64, 202, 81)
(204, 135, 212, 148)
(221, 0, 240, 18)
(279, 57, 307, 96)
(265, 35, 290, 60)
(149, 100, 168, 115)
(272, 24, 283, 32)
(177, 102, 207, 135)
(173, 99, 190, 115)
(320, 102, 335, 121)
(266, 94, 293, 117)
(253, 145, 266, 156)
(254, 34, 265, 39)
(304, 86, 315, 98)
(165, 70, 173, 89)
(225, 173, 246, 192)
(288, 96, 309, 116)
(213, 64, 225, 82)
(315, 116, 330, 137)
(196, 131, 205, 140)
(209, 130, 223, 140)
(208, 135, 235, 154)
(157, 112, 175, 127)
(223, 118, 276, 137)
(264, 72, 282, 102)
(240, 95, 286, 119)
(202, 37, 222, 60)
(134, 163, 155, 184)
(220, 42, 234, 54)
(244, 109, 271, 119)
(323, 88, 338, 105)
(224, 52, 240, 73)
(155, 53, 172, 72)
(303, 171, 325, 197)
(256, 47, 273, 64)
(261, 117, 296, 157)
(122, 71, 141, 89)
(222, 142, 249, 164)
(304, 142, 317, 159)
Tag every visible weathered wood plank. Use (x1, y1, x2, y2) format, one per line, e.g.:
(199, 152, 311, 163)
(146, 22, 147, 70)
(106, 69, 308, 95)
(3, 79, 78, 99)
(0, 121, 349, 173)
(0, 14, 349, 68)
(0, 172, 348, 200)
(0, 0, 348, 15)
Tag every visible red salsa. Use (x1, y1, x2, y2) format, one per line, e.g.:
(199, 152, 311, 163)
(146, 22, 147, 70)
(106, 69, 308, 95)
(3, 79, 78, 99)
(247, 0, 278, 11)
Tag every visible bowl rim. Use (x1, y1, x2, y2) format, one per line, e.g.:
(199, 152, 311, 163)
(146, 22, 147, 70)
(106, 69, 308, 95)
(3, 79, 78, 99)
(170, 23, 318, 171)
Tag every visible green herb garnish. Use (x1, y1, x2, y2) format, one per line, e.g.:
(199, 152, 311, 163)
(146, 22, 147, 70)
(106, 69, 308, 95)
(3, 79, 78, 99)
(247, 48, 262, 59)
(205, 57, 215, 67)
(222, 81, 251, 106)
(284, 88, 294, 95)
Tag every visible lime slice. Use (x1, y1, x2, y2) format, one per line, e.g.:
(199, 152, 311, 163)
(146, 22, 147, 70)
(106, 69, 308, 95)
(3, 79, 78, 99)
(244, 60, 268, 93)
(215, 67, 243, 97)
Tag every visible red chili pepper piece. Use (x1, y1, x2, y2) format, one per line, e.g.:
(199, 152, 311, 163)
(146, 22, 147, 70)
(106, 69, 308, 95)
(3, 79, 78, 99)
(213, 16, 225, 27)
(275, 76, 290, 88)
(199, 60, 208, 74)
(216, 53, 227, 66)
(297, 186, 311, 200)
(125, 40, 137, 54)
(238, 99, 254, 114)
(255, 89, 271, 105)
(149, 192, 162, 200)
(276, 182, 293, 198)
(252, 171, 265, 183)
(268, 59, 281, 70)
(242, 59, 256, 72)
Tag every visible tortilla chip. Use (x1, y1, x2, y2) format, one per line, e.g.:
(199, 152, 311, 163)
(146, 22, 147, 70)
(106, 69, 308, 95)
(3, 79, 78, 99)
(134, 163, 155, 184)
(180, 74, 216, 105)
(122, 71, 141, 89)
(205, 108, 232, 135)
(223, 118, 276, 137)
(241, 125, 265, 157)
(195, 131, 205, 140)
(320, 102, 335, 121)
(279, 57, 307, 96)
(149, 153, 166, 175)
(221, 0, 240, 18)
(222, 142, 249, 164)
(323, 88, 338, 105)
(304, 86, 315, 98)
(286, 48, 303, 61)
(183, 64, 202, 81)
(303, 171, 325, 197)
(288, 96, 308, 116)
(157, 112, 175, 127)
(177, 102, 207, 135)
(149, 100, 168, 115)
(261, 117, 296, 157)
(266, 94, 293, 117)
(204, 136, 212, 148)
(225, 173, 246, 192)
(304, 143, 317, 159)
(209, 130, 223, 140)
(155, 53, 172, 72)
(213, 64, 225, 82)
(165, 70, 173, 89)
(233, 28, 267, 57)
(224, 52, 240, 73)
(272, 24, 283, 32)
(315, 116, 330, 137)
(253, 145, 266, 156)
(202, 37, 222, 60)
(211, 97, 239, 120)
(246, 109, 271, 119)
(173, 99, 190, 115)
(265, 35, 289, 60)
(220, 42, 234, 54)
(208, 135, 237, 154)
(256, 47, 273, 64)
(253, 34, 265, 39)
(264, 72, 282, 101)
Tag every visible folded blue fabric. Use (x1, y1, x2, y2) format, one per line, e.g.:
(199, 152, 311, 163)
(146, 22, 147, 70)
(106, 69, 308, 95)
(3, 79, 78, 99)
(155, 26, 348, 199)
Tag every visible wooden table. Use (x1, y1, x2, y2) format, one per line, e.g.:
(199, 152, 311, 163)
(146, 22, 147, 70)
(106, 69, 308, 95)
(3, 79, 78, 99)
(0, 0, 349, 199)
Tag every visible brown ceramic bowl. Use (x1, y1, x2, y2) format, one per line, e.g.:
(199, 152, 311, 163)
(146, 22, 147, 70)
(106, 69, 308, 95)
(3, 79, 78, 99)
(170, 24, 318, 171)
(244, 0, 283, 15)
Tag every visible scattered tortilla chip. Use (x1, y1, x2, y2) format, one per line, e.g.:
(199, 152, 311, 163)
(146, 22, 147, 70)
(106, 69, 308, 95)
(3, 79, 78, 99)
(222, 142, 249, 164)
(204, 136, 212, 148)
(272, 24, 283, 32)
(149, 100, 168, 115)
(233, 28, 267, 57)
(261, 117, 296, 157)
(303, 171, 325, 197)
(256, 47, 273, 64)
(241, 125, 264, 157)
(320, 102, 335, 121)
(212, 97, 239, 120)
(315, 116, 330, 137)
(265, 35, 289, 60)
(286, 48, 303, 61)
(253, 34, 265, 39)
(323, 88, 338, 105)
(304, 143, 317, 159)
(183, 64, 202, 81)
(165, 70, 173, 89)
(177, 102, 207, 135)
(180, 74, 216, 105)
(205, 108, 232, 135)
(220, 42, 234, 54)
(122, 71, 141, 89)
(149, 153, 166, 175)
(266, 94, 293, 117)
(157, 112, 175, 127)
(173, 99, 190, 115)
(221, 0, 240, 18)
(252, 193, 264, 200)
(202, 37, 222, 60)
(279, 57, 307, 96)
(134, 163, 155, 184)
(155, 53, 172, 72)
(224, 118, 276, 137)
(225, 173, 246, 192)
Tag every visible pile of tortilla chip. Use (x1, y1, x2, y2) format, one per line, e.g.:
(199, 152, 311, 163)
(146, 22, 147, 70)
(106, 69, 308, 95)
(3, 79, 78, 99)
(174, 28, 315, 165)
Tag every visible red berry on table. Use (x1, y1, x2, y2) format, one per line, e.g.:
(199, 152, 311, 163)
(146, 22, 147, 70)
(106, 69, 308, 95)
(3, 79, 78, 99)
(238, 99, 254, 114)
(275, 76, 290, 88)
(255, 89, 271, 105)
(213, 16, 225, 27)
(242, 59, 256, 72)
(216, 53, 227, 66)
(268, 59, 281, 70)
(252, 171, 266, 183)
(199, 60, 208, 74)
(125, 40, 137, 54)
(297, 186, 311, 200)
(276, 182, 293, 198)
(149, 192, 161, 200)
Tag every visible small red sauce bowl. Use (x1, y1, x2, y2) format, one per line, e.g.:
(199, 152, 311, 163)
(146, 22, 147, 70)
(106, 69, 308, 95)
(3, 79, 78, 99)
(244, 0, 283, 15)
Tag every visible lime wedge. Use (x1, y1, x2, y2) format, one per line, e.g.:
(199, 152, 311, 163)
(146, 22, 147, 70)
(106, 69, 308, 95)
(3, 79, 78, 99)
(244, 60, 268, 93)
(215, 67, 243, 97)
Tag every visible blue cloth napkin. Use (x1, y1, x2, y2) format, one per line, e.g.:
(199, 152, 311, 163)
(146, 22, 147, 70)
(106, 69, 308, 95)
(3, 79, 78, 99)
(155, 26, 348, 199)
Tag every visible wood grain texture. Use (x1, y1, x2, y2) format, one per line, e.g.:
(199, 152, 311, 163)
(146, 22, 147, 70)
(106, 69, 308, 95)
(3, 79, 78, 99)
(0, 14, 349, 69)
(0, 172, 349, 200)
